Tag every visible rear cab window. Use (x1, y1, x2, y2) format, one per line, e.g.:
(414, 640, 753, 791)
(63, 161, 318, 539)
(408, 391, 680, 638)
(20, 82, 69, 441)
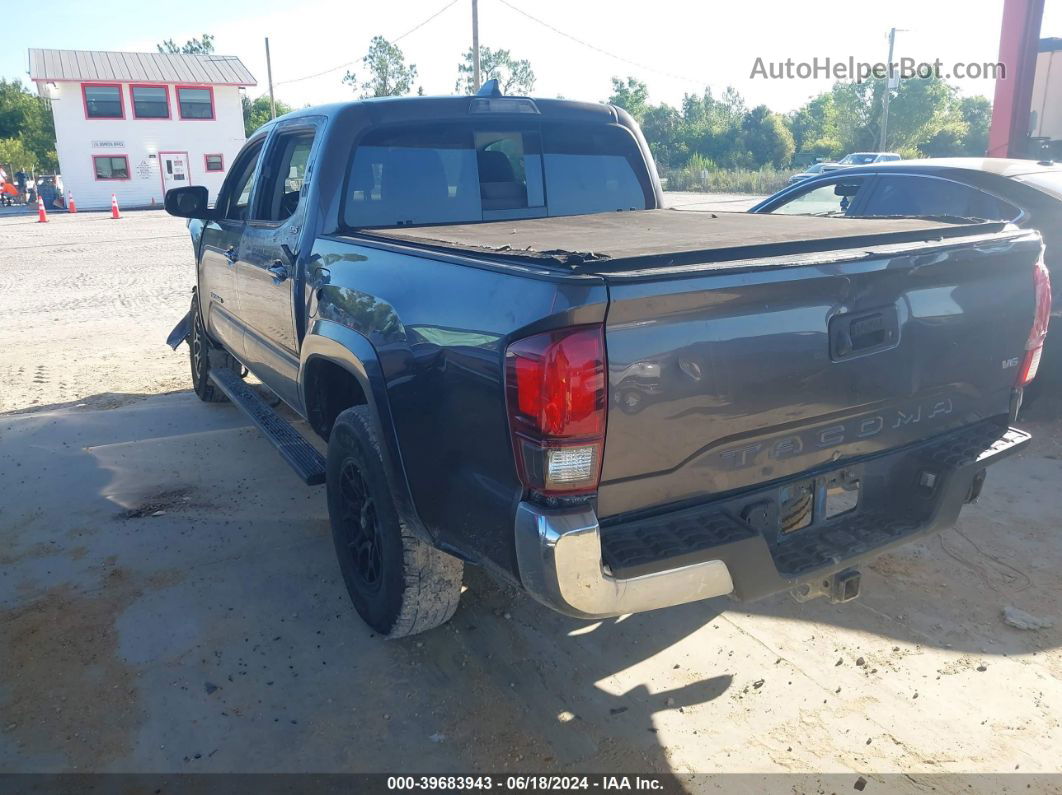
(342, 121, 649, 228)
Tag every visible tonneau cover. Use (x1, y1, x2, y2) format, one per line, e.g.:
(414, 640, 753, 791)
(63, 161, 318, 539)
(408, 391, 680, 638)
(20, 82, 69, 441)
(359, 209, 1006, 272)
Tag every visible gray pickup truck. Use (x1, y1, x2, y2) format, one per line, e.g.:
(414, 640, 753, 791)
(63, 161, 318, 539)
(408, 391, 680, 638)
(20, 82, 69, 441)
(165, 85, 1051, 638)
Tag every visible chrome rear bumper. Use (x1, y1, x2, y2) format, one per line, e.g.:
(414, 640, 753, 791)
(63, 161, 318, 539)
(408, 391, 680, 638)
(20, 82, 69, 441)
(515, 423, 1031, 619)
(514, 502, 734, 619)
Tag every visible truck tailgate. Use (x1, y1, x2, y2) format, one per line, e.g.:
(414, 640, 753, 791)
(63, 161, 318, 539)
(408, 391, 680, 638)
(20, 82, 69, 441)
(596, 230, 1042, 519)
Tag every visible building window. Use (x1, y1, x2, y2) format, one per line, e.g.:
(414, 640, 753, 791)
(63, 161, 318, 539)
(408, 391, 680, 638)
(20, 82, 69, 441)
(177, 86, 214, 120)
(93, 155, 130, 180)
(131, 84, 170, 119)
(204, 154, 224, 172)
(83, 84, 123, 119)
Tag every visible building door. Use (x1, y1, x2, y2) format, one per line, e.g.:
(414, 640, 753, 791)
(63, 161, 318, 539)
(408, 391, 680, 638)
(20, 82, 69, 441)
(160, 151, 191, 194)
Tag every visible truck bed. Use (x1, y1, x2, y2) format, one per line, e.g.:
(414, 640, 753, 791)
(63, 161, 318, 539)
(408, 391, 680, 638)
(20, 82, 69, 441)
(359, 209, 1007, 273)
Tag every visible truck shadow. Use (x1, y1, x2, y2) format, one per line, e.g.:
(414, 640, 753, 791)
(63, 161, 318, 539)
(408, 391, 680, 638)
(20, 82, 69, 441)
(436, 566, 734, 773)
(0, 390, 188, 416)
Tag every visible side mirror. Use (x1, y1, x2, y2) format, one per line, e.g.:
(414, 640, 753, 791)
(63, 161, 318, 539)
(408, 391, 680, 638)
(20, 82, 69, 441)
(834, 182, 862, 198)
(165, 185, 215, 220)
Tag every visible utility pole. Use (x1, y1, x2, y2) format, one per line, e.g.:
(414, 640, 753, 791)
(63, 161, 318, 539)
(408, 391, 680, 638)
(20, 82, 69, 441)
(472, 0, 481, 92)
(879, 27, 898, 151)
(265, 37, 276, 119)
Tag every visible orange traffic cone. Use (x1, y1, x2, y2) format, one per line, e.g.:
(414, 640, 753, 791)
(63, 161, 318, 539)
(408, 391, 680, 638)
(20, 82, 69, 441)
(110, 193, 121, 220)
(37, 195, 48, 223)
(67, 191, 77, 213)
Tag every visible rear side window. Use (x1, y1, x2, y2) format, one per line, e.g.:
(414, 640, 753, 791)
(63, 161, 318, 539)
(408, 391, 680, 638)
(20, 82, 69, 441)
(342, 122, 648, 228)
(860, 175, 1020, 221)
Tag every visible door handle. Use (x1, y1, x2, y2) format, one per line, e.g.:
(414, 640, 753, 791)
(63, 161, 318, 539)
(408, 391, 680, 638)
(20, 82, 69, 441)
(268, 260, 289, 284)
(224, 245, 238, 265)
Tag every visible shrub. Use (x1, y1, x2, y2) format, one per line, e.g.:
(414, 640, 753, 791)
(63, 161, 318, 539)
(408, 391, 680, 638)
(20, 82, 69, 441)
(661, 165, 797, 195)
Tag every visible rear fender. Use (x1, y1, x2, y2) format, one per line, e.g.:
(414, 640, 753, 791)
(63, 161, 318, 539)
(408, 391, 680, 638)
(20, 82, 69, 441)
(299, 319, 430, 544)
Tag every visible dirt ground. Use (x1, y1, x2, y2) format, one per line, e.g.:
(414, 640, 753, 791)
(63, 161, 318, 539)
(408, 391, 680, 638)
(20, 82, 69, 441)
(0, 210, 192, 414)
(1, 209, 1060, 790)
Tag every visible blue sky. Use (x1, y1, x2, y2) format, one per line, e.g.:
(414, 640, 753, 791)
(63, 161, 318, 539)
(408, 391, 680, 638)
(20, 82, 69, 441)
(5, 0, 1061, 112)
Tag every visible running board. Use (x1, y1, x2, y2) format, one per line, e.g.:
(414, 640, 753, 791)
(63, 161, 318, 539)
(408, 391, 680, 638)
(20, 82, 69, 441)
(208, 368, 326, 485)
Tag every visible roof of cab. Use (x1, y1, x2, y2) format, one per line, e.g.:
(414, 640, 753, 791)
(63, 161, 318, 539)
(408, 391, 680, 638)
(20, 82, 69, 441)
(249, 94, 624, 137)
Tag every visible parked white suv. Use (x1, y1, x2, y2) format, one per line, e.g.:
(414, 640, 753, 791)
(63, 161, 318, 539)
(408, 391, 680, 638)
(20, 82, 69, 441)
(837, 152, 902, 165)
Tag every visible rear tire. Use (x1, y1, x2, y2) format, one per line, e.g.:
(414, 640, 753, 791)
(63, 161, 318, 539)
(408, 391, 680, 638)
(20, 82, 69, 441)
(189, 293, 241, 403)
(327, 406, 464, 638)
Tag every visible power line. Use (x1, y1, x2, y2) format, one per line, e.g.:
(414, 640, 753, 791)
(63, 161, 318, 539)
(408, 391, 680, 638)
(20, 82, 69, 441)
(274, 58, 356, 87)
(275, 0, 460, 86)
(394, 0, 460, 43)
(493, 0, 704, 85)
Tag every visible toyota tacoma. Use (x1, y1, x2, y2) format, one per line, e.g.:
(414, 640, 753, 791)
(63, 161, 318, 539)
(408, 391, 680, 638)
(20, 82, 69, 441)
(164, 84, 1051, 637)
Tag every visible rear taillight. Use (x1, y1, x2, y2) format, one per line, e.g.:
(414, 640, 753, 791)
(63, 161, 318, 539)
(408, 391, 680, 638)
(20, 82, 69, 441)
(1018, 257, 1052, 387)
(505, 326, 607, 496)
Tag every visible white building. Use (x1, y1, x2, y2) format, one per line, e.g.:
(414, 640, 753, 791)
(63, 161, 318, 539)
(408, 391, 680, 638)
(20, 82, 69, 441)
(1032, 39, 1062, 152)
(29, 48, 256, 210)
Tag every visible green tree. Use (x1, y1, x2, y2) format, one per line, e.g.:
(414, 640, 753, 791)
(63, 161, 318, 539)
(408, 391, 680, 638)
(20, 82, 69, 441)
(741, 105, 795, 168)
(829, 80, 882, 152)
(344, 36, 418, 98)
(786, 76, 978, 160)
(0, 137, 38, 171)
(0, 79, 57, 170)
(641, 103, 683, 169)
(608, 76, 649, 121)
(455, 47, 535, 95)
(882, 76, 965, 154)
(679, 87, 748, 169)
(157, 34, 215, 55)
(959, 95, 992, 156)
(718, 86, 747, 127)
(241, 94, 295, 136)
(787, 93, 844, 158)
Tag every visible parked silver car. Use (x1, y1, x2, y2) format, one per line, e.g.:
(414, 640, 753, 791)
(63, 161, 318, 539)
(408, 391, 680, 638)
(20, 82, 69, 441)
(787, 162, 841, 184)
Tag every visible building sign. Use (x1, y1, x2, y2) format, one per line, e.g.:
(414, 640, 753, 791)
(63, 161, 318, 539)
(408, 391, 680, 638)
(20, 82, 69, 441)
(91, 139, 125, 148)
(136, 160, 152, 179)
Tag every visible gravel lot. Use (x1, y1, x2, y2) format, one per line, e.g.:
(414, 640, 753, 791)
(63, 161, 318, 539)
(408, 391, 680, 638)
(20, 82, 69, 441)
(0, 209, 193, 414)
(1, 207, 1060, 788)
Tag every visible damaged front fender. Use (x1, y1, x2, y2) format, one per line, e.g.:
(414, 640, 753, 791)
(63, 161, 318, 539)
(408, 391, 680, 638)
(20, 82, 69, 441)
(166, 311, 191, 350)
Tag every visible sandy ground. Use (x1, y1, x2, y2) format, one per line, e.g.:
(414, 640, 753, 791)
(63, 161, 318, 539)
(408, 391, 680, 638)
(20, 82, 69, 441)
(1, 207, 1060, 789)
(0, 210, 193, 414)
(662, 192, 766, 212)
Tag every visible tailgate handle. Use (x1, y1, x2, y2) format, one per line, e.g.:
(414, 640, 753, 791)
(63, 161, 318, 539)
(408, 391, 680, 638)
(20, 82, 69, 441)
(830, 308, 899, 360)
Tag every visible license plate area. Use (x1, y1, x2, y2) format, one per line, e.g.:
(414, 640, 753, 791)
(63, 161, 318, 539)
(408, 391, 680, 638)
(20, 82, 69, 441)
(778, 469, 861, 537)
(779, 481, 814, 533)
(824, 470, 861, 519)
